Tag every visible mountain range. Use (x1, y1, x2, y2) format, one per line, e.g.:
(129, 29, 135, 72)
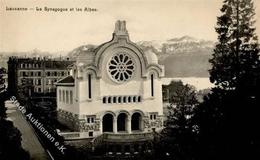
(1, 36, 215, 77)
(137, 36, 215, 77)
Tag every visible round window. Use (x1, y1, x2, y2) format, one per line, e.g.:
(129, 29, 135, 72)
(108, 53, 135, 83)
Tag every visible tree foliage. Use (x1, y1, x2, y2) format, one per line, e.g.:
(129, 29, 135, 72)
(0, 67, 7, 119)
(0, 120, 30, 160)
(209, 0, 259, 90)
(0, 68, 30, 160)
(156, 81, 198, 160)
(195, 0, 260, 159)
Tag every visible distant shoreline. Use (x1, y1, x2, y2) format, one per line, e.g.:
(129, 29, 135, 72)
(162, 77, 213, 90)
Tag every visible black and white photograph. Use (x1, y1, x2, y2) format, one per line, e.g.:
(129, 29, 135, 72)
(1, 0, 260, 160)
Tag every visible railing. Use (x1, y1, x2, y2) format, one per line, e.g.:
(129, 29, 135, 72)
(58, 132, 81, 140)
(103, 132, 154, 142)
(90, 132, 155, 151)
(90, 134, 104, 151)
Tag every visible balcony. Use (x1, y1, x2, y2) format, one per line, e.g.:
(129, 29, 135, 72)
(102, 132, 154, 143)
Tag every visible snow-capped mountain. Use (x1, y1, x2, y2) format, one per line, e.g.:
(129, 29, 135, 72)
(137, 36, 214, 57)
(137, 36, 215, 77)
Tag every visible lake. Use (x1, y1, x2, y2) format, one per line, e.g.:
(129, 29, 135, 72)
(162, 77, 214, 90)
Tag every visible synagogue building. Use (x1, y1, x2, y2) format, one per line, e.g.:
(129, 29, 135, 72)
(56, 21, 165, 150)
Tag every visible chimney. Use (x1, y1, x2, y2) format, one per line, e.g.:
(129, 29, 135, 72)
(113, 20, 128, 36)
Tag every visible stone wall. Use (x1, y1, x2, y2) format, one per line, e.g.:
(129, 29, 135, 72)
(57, 109, 80, 131)
(57, 109, 101, 134)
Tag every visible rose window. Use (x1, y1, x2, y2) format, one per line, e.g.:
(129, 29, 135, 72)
(108, 53, 135, 83)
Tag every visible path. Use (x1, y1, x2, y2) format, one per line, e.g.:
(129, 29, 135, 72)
(5, 100, 50, 160)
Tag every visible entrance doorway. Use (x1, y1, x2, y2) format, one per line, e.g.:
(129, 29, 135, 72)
(117, 113, 127, 132)
(131, 112, 142, 131)
(103, 113, 113, 132)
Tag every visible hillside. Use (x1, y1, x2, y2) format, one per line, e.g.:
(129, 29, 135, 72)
(137, 36, 215, 77)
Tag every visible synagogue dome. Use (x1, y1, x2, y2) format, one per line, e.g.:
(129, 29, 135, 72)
(144, 49, 158, 64)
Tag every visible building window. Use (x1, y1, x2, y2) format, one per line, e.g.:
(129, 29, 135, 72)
(47, 72, 50, 76)
(108, 97, 111, 103)
(62, 90, 65, 103)
(38, 72, 41, 76)
(133, 96, 136, 103)
(128, 96, 131, 103)
(151, 74, 154, 97)
(138, 96, 141, 102)
(54, 72, 57, 76)
(38, 79, 41, 85)
(66, 91, 69, 104)
(118, 97, 121, 103)
(108, 53, 135, 83)
(38, 88, 41, 92)
(150, 114, 157, 120)
(59, 90, 61, 102)
(103, 97, 106, 103)
(87, 117, 94, 123)
(88, 74, 92, 99)
(61, 72, 64, 76)
(70, 90, 73, 104)
(113, 97, 117, 103)
(89, 132, 93, 137)
(123, 96, 127, 103)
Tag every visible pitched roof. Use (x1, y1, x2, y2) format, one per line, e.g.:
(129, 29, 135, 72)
(56, 76, 74, 86)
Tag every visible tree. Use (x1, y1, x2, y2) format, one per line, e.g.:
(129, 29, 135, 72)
(156, 81, 198, 160)
(0, 68, 30, 160)
(209, 0, 259, 90)
(0, 120, 30, 160)
(0, 67, 7, 119)
(194, 0, 260, 159)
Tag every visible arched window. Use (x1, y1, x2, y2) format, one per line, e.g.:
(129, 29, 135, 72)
(151, 74, 154, 97)
(118, 97, 122, 103)
(88, 74, 92, 99)
(128, 96, 132, 103)
(123, 96, 127, 103)
(131, 112, 142, 131)
(103, 97, 107, 103)
(108, 97, 111, 103)
(133, 96, 136, 103)
(113, 97, 117, 103)
(138, 96, 141, 102)
(103, 114, 114, 132)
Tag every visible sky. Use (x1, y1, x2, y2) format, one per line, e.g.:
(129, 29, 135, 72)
(1, 0, 260, 53)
